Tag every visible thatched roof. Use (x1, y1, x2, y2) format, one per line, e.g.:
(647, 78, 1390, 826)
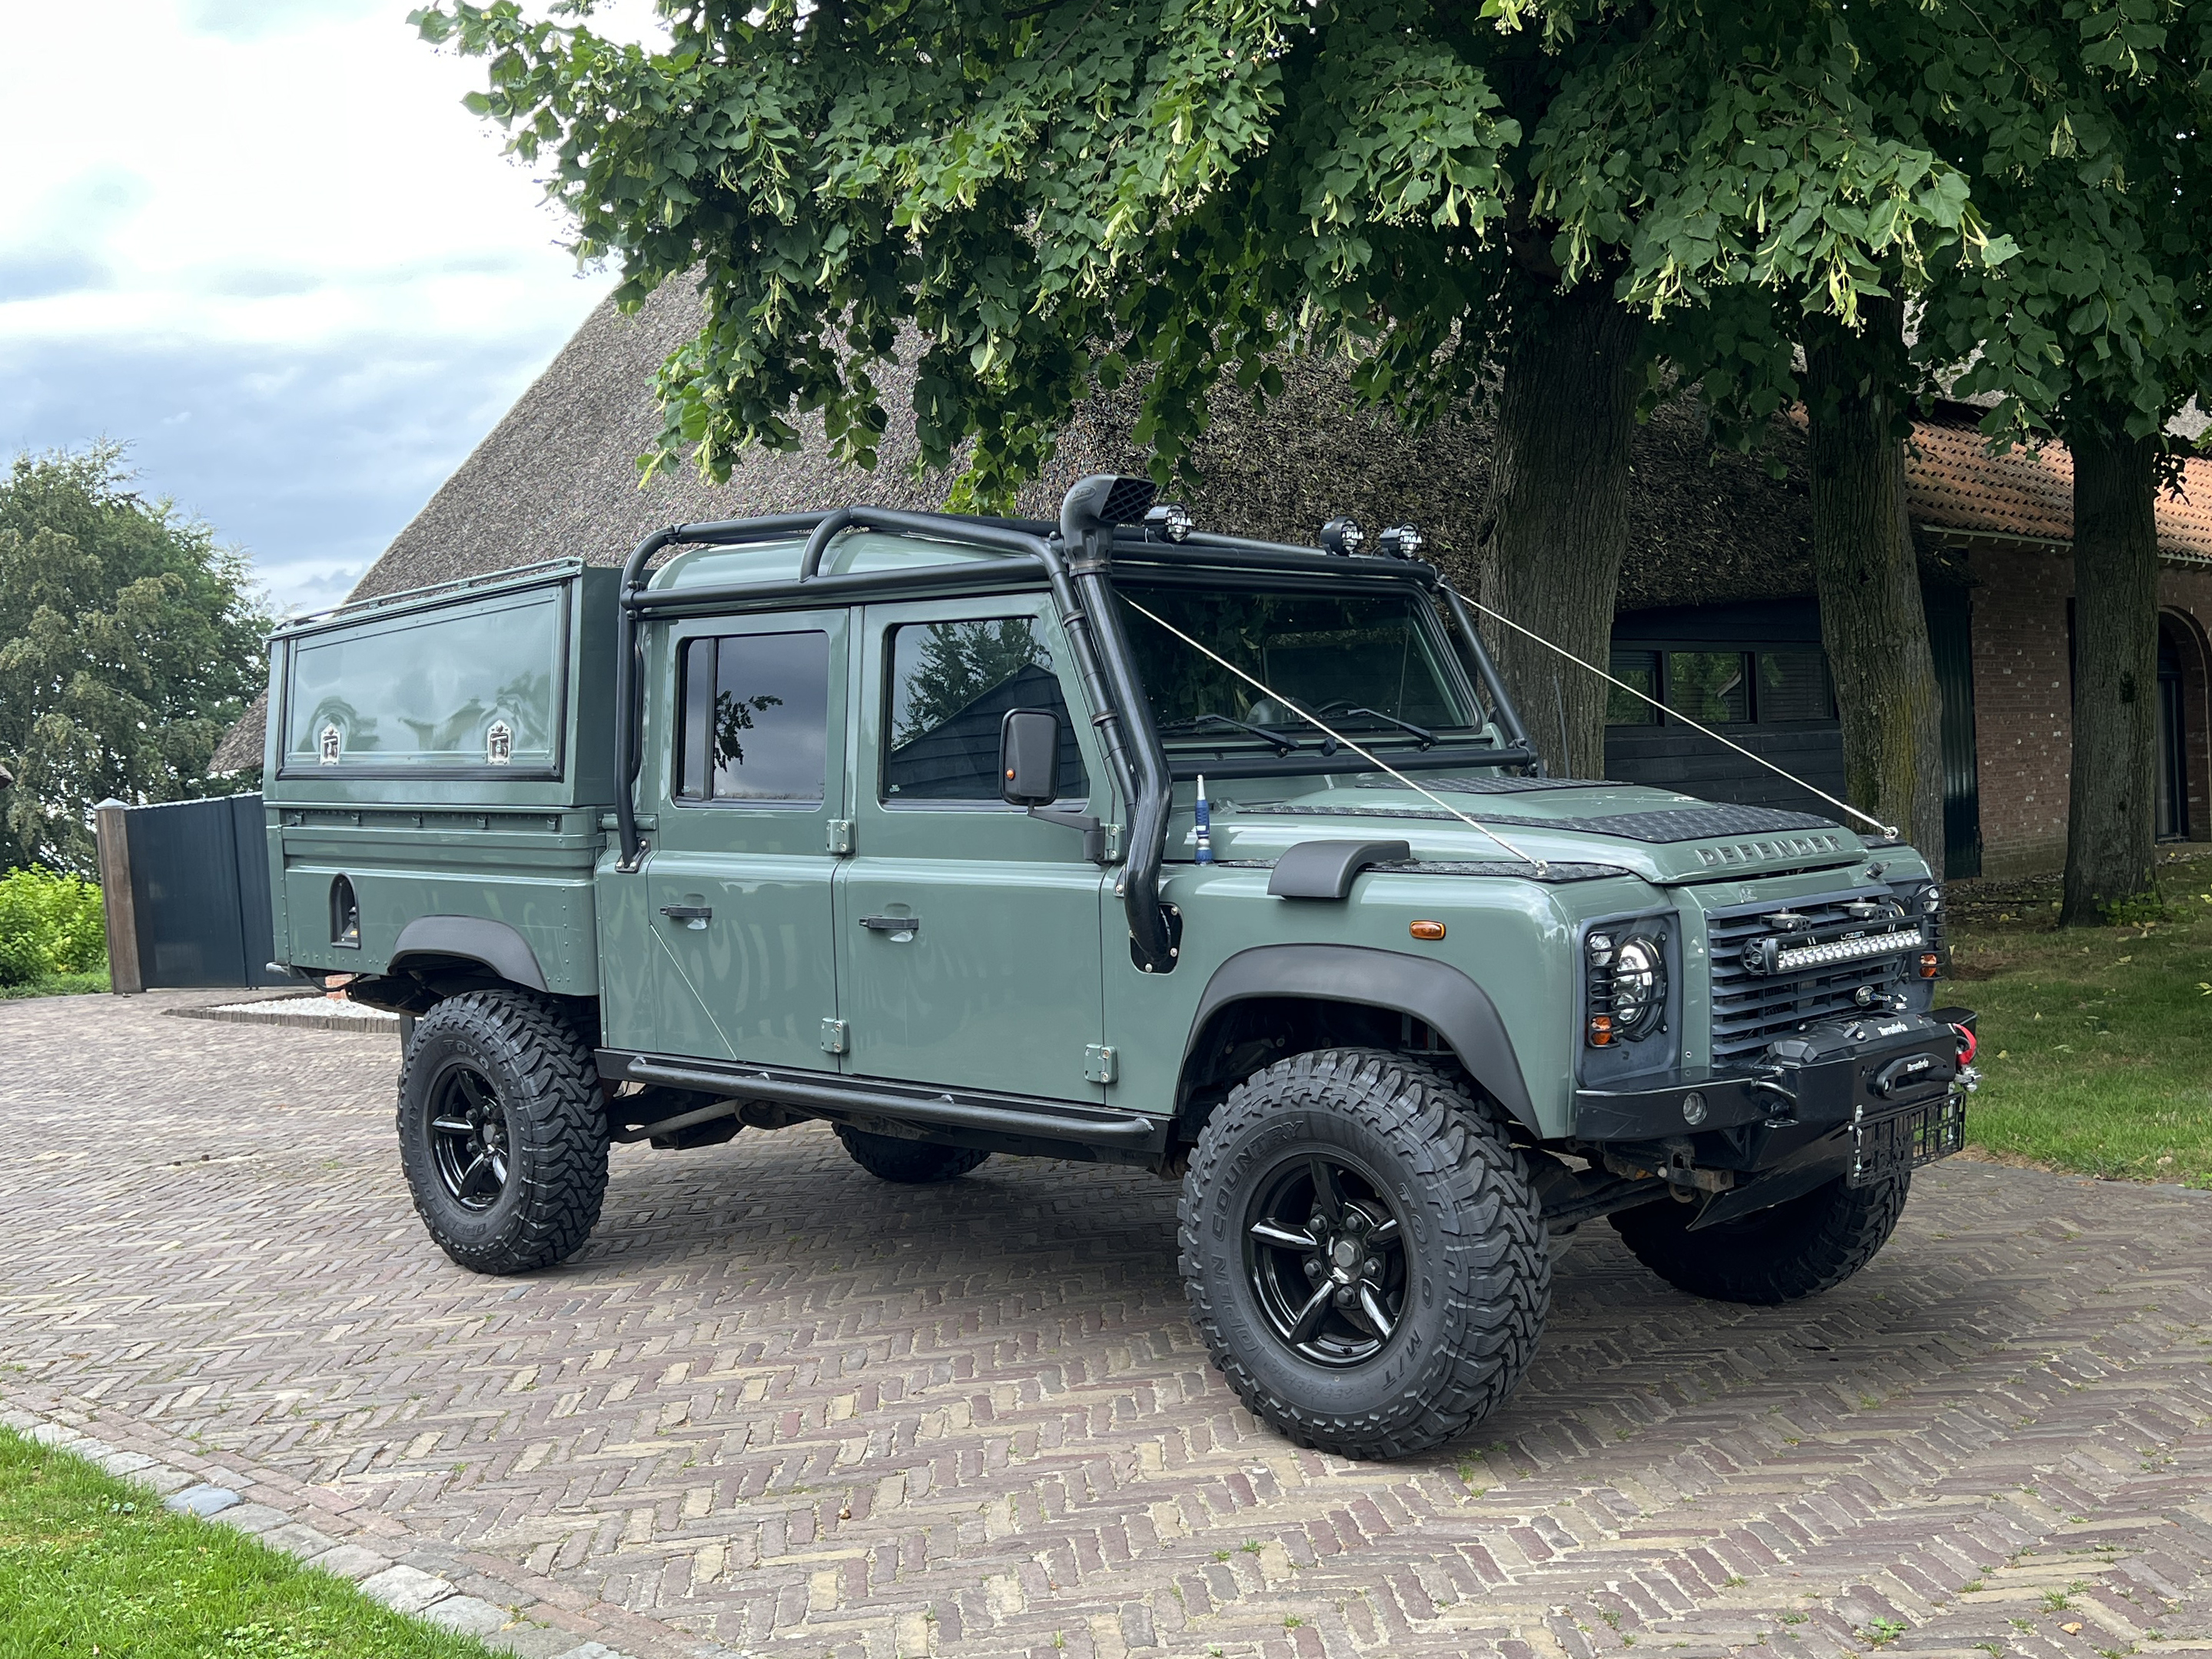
(214, 280, 1831, 772)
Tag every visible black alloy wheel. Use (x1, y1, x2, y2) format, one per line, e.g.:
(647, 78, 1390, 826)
(397, 989, 609, 1275)
(1244, 1153, 1409, 1367)
(427, 1062, 511, 1212)
(1179, 1047, 1550, 1460)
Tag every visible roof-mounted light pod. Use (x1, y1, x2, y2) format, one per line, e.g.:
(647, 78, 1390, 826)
(1319, 517, 1364, 556)
(1144, 502, 1194, 542)
(1377, 524, 1425, 559)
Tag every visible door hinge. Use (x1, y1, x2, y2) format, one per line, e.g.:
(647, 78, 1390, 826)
(1084, 1044, 1119, 1084)
(820, 1018, 849, 1056)
(826, 819, 855, 854)
(1103, 823, 1124, 861)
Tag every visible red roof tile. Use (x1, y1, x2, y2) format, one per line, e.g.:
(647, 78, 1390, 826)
(1905, 414, 2212, 564)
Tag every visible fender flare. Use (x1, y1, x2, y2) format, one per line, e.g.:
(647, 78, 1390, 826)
(1181, 944, 1538, 1131)
(388, 915, 550, 993)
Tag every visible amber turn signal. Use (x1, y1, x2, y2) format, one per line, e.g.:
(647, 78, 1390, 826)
(1410, 919, 1446, 941)
(1918, 951, 1940, 979)
(1587, 1013, 1614, 1047)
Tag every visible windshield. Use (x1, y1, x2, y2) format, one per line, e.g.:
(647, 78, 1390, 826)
(1118, 586, 1492, 749)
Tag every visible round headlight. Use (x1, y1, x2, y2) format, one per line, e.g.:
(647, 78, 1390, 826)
(1610, 936, 1666, 1037)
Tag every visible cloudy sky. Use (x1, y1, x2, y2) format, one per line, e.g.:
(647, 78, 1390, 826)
(0, 2, 666, 614)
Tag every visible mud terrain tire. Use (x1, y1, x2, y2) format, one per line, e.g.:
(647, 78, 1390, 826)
(397, 990, 609, 1275)
(1609, 1171, 1909, 1304)
(1178, 1048, 1550, 1460)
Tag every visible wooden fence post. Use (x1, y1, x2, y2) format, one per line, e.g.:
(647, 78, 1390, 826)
(94, 799, 144, 995)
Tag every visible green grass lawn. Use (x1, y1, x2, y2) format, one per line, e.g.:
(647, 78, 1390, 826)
(0, 967, 110, 1001)
(1946, 853, 2212, 1189)
(0, 1428, 496, 1659)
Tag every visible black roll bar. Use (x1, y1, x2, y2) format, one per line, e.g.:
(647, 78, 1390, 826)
(1439, 579, 1539, 770)
(613, 514, 829, 870)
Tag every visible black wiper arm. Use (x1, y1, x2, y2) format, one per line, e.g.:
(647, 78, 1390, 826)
(1338, 708, 1436, 748)
(1155, 713, 1300, 756)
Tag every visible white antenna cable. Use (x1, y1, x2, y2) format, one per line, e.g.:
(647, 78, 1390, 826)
(1454, 594, 1900, 841)
(1121, 596, 1551, 873)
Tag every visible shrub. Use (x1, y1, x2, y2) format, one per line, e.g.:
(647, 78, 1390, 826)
(0, 867, 108, 986)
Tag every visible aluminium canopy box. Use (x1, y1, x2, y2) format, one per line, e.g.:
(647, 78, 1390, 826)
(261, 561, 618, 993)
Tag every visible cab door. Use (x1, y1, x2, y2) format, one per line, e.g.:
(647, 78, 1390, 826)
(645, 610, 849, 1070)
(836, 598, 1108, 1102)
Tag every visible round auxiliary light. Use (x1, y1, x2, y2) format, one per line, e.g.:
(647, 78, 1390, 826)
(1609, 935, 1666, 1038)
(1377, 523, 1425, 559)
(1319, 516, 1365, 556)
(1145, 502, 1194, 542)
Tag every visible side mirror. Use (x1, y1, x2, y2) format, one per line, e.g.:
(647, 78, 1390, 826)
(999, 708, 1062, 806)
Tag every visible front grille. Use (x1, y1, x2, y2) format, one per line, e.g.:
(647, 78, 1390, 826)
(1707, 893, 1918, 1066)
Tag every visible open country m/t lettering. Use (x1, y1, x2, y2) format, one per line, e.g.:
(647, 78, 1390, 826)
(261, 476, 1976, 1460)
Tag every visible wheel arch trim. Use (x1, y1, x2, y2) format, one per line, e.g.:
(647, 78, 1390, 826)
(389, 915, 550, 993)
(1181, 944, 1538, 1131)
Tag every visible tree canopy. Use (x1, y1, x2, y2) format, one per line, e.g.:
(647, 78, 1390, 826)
(0, 446, 271, 874)
(413, 0, 2001, 505)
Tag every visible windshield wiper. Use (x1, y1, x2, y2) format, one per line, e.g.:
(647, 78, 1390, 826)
(1155, 713, 1300, 756)
(1335, 708, 1436, 748)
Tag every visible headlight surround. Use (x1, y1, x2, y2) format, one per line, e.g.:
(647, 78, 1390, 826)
(1586, 924, 1669, 1047)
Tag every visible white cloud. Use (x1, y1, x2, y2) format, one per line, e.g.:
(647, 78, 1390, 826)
(0, 1, 669, 611)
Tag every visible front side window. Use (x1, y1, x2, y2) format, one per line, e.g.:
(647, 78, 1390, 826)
(883, 616, 1088, 801)
(1118, 587, 1476, 745)
(675, 629, 830, 805)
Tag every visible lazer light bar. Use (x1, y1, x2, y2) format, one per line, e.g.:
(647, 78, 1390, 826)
(1742, 926, 1926, 976)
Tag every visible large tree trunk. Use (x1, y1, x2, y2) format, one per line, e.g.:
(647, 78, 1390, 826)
(1476, 280, 1645, 778)
(1801, 297, 1945, 859)
(2060, 420, 2161, 923)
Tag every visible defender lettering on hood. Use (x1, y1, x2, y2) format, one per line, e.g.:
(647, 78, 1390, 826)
(1696, 832, 1851, 868)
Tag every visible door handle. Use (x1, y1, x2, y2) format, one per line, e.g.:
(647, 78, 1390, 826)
(659, 904, 712, 928)
(859, 914, 920, 938)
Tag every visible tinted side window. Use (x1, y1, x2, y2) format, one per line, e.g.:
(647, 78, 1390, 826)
(883, 617, 1088, 801)
(675, 630, 830, 805)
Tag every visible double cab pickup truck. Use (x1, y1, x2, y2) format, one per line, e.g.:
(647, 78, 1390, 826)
(263, 474, 1975, 1458)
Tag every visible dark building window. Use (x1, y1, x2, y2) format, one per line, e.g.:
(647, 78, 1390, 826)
(883, 617, 1088, 802)
(1606, 647, 1835, 727)
(1666, 651, 1751, 724)
(675, 630, 830, 805)
(1607, 651, 1660, 725)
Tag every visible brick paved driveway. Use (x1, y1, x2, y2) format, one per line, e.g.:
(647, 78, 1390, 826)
(3, 991, 2210, 1659)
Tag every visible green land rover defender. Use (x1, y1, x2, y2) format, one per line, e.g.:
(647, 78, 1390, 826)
(263, 476, 1975, 1458)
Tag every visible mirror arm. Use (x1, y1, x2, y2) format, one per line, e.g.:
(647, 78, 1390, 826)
(1027, 805, 1107, 863)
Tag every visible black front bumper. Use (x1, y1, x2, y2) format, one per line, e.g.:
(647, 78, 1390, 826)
(1570, 1008, 1973, 1214)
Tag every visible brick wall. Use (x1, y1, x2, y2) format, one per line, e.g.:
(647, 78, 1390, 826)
(1962, 540, 2212, 876)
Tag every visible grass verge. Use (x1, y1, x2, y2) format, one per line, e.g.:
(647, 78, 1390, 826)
(1947, 854, 2212, 1189)
(0, 967, 110, 1000)
(0, 1426, 497, 1659)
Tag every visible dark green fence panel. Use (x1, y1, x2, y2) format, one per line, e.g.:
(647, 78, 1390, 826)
(121, 793, 287, 989)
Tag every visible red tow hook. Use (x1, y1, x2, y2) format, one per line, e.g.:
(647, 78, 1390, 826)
(1950, 1023, 1978, 1067)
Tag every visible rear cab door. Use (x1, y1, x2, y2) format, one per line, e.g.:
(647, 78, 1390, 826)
(636, 608, 850, 1070)
(837, 596, 1110, 1102)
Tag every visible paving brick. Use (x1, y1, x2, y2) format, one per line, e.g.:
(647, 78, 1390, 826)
(164, 1484, 240, 1518)
(304, 1544, 393, 1581)
(210, 1502, 294, 1535)
(4, 992, 2211, 1658)
(358, 1563, 460, 1614)
(420, 1594, 513, 1635)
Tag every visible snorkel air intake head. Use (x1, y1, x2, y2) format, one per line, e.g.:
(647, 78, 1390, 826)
(1060, 474, 1157, 565)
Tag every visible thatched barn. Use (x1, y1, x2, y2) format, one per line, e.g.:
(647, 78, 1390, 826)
(215, 281, 2212, 878)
